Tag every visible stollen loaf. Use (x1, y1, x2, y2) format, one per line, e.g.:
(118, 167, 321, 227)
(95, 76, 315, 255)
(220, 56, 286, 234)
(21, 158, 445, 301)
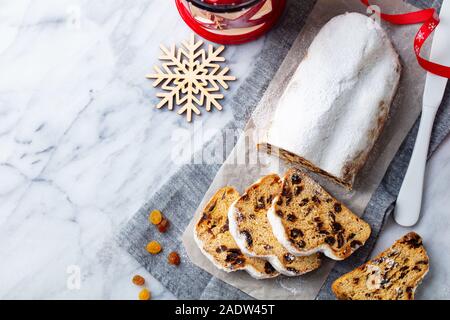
(260, 12, 401, 189)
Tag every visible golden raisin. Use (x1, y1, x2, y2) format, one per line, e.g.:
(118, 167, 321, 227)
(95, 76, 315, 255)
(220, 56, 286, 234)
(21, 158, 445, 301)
(132, 275, 145, 286)
(149, 210, 163, 225)
(146, 241, 162, 254)
(158, 218, 170, 233)
(138, 288, 151, 300)
(168, 252, 181, 266)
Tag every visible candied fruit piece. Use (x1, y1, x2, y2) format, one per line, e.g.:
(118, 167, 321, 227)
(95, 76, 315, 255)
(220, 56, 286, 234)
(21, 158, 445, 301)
(138, 288, 151, 300)
(132, 275, 145, 286)
(149, 210, 163, 225)
(146, 241, 162, 254)
(168, 252, 181, 266)
(158, 218, 170, 233)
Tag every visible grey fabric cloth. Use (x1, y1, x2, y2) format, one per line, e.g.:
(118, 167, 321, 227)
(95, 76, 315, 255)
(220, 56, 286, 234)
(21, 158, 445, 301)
(118, 0, 448, 300)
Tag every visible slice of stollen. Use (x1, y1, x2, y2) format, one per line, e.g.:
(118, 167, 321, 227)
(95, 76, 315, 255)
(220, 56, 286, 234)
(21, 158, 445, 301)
(332, 232, 429, 300)
(268, 169, 371, 260)
(194, 186, 279, 279)
(228, 174, 321, 276)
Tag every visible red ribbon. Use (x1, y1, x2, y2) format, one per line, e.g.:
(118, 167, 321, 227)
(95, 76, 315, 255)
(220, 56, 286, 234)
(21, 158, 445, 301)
(361, 0, 450, 78)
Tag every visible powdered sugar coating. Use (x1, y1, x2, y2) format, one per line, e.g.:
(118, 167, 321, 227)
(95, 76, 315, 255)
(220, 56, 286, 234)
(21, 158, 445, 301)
(267, 12, 401, 187)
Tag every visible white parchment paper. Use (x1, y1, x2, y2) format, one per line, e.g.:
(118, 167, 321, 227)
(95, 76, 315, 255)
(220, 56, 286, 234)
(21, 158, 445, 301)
(183, 0, 429, 300)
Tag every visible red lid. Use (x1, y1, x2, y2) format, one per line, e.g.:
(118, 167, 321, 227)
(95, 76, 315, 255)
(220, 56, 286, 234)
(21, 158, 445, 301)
(188, 0, 261, 12)
(202, 0, 253, 4)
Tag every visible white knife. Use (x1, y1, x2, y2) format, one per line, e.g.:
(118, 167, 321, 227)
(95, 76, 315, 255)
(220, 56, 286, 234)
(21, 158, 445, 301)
(394, 0, 450, 227)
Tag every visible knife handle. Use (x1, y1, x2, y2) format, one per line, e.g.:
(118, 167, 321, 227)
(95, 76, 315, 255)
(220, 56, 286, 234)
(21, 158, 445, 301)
(394, 105, 438, 227)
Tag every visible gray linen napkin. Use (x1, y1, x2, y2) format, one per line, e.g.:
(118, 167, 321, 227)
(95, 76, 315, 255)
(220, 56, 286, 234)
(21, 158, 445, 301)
(118, 0, 447, 300)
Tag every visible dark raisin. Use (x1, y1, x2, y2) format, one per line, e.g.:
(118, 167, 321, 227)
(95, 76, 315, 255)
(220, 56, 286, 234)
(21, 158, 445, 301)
(318, 230, 329, 235)
(290, 228, 303, 239)
(325, 236, 336, 246)
(412, 266, 421, 272)
(276, 198, 283, 206)
(225, 252, 239, 262)
(276, 210, 284, 218)
(220, 219, 229, 233)
(291, 174, 301, 185)
(405, 287, 414, 299)
(347, 233, 356, 241)
(215, 245, 227, 253)
(326, 198, 333, 203)
(334, 203, 342, 213)
(282, 185, 292, 197)
(286, 267, 300, 274)
(416, 260, 429, 265)
(400, 266, 409, 272)
(311, 195, 321, 204)
(255, 196, 265, 210)
(287, 214, 297, 222)
(336, 233, 344, 248)
(263, 244, 273, 250)
(284, 253, 295, 263)
(294, 186, 303, 196)
(373, 257, 385, 264)
(234, 258, 245, 265)
(328, 212, 336, 222)
(380, 277, 390, 288)
(264, 262, 276, 274)
(299, 198, 309, 207)
(241, 230, 253, 247)
(297, 240, 306, 248)
(388, 250, 400, 258)
(350, 240, 362, 248)
(267, 195, 273, 204)
(242, 194, 250, 201)
(285, 197, 292, 206)
(403, 233, 422, 248)
(200, 213, 211, 222)
(332, 222, 343, 232)
(353, 278, 360, 285)
(304, 207, 313, 216)
(227, 248, 241, 254)
(208, 200, 217, 212)
(254, 204, 264, 211)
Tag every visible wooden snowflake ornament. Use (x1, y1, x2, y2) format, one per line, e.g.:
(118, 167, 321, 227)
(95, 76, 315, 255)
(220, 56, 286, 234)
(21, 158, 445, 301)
(146, 34, 236, 122)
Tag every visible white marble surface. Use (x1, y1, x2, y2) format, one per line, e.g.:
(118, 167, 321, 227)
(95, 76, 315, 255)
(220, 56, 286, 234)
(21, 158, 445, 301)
(0, 0, 449, 300)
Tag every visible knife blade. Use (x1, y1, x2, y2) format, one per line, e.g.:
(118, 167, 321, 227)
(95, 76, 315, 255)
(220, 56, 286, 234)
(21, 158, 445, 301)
(395, 0, 450, 227)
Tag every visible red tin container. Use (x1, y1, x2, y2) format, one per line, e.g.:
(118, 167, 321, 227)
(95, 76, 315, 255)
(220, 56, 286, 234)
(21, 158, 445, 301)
(175, 0, 286, 44)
